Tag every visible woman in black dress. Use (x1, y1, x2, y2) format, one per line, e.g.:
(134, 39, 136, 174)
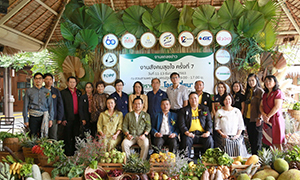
(231, 81, 245, 115)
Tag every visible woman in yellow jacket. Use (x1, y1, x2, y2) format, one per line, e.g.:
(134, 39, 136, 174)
(97, 97, 123, 151)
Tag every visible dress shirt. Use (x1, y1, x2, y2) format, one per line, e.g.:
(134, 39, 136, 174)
(23, 86, 54, 123)
(147, 89, 168, 119)
(160, 113, 170, 135)
(166, 84, 189, 110)
(109, 91, 129, 117)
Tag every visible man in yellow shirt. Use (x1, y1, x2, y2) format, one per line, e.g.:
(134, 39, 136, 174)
(178, 92, 213, 159)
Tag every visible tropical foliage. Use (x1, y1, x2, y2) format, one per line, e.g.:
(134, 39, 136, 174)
(50, 0, 280, 83)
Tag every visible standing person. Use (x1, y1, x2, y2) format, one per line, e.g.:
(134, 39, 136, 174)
(44, 73, 64, 140)
(79, 82, 94, 137)
(129, 81, 148, 112)
(231, 81, 245, 115)
(212, 82, 226, 118)
(23, 72, 54, 137)
(60, 76, 82, 156)
(97, 97, 123, 151)
(151, 98, 179, 153)
(178, 92, 214, 160)
(260, 75, 285, 150)
(91, 81, 109, 137)
(122, 97, 151, 160)
(110, 79, 129, 117)
(244, 73, 264, 155)
(194, 80, 212, 112)
(215, 93, 248, 157)
(147, 78, 168, 122)
(166, 72, 189, 113)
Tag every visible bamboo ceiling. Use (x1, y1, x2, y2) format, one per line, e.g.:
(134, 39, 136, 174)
(0, 0, 300, 53)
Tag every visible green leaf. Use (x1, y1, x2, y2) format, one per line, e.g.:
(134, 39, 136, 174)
(69, 7, 97, 30)
(60, 22, 75, 41)
(64, 0, 85, 19)
(237, 10, 265, 37)
(151, 3, 180, 36)
(142, 10, 154, 32)
(123, 5, 148, 38)
(245, 0, 278, 21)
(255, 22, 276, 50)
(178, 5, 195, 33)
(74, 29, 98, 51)
(192, 4, 219, 34)
(218, 0, 244, 30)
(87, 3, 123, 36)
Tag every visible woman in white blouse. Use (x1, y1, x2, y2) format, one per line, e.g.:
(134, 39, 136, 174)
(215, 93, 247, 157)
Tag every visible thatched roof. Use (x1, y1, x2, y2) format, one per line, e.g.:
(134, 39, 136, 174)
(0, 0, 300, 53)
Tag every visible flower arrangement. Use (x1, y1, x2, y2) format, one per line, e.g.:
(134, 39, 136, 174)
(45, 92, 50, 98)
(171, 119, 176, 126)
(218, 114, 223, 119)
(203, 111, 208, 116)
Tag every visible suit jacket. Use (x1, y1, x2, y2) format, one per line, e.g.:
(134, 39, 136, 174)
(200, 92, 212, 112)
(49, 86, 64, 121)
(151, 111, 179, 136)
(122, 111, 151, 138)
(178, 104, 213, 134)
(60, 88, 82, 122)
(79, 94, 91, 122)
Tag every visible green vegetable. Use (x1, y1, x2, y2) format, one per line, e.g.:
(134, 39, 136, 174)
(89, 160, 98, 169)
(293, 102, 300, 110)
(285, 145, 300, 162)
(201, 148, 233, 166)
(20, 164, 33, 177)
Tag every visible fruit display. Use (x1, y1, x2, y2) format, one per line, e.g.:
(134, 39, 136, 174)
(108, 169, 123, 177)
(150, 152, 176, 163)
(99, 149, 126, 164)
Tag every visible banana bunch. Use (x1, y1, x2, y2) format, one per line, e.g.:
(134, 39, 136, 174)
(10, 162, 23, 175)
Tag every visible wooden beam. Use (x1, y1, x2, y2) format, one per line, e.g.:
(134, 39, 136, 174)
(110, 0, 115, 11)
(8, 0, 19, 9)
(0, 24, 44, 45)
(211, 0, 214, 6)
(0, 0, 31, 25)
(286, 2, 300, 29)
(35, 0, 58, 16)
(278, 30, 299, 35)
(279, 0, 300, 35)
(44, 1, 68, 48)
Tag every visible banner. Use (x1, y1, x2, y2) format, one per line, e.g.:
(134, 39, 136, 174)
(119, 53, 214, 94)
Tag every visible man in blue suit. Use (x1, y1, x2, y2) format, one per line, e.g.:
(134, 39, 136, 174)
(151, 98, 179, 153)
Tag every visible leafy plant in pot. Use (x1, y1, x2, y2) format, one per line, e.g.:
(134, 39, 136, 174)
(0, 132, 23, 152)
(122, 153, 150, 179)
(288, 102, 300, 121)
(32, 139, 64, 166)
(19, 132, 39, 163)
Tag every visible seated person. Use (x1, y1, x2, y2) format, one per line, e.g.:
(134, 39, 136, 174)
(97, 97, 123, 151)
(215, 93, 247, 157)
(122, 97, 151, 160)
(178, 92, 214, 159)
(151, 98, 179, 153)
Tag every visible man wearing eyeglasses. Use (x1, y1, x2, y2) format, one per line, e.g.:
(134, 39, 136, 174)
(23, 72, 54, 137)
(166, 72, 189, 113)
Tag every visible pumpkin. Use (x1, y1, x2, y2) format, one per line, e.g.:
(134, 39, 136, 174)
(217, 165, 230, 179)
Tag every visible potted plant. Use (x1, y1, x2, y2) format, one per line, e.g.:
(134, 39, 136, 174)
(32, 139, 64, 167)
(122, 153, 150, 179)
(52, 133, 107, 179)
(0, 132, 23, 152)
(19, 133, 39, 163)
(288, 102, 300, 121)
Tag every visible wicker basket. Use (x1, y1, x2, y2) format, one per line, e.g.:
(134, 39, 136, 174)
(22, 147, 39, 163)
(108, 173, 131, 180)
(288, 109, 300, 121)
(38, 154, 58, 167)
(3, 138, 21, 152)
(85, 165, 107, 180)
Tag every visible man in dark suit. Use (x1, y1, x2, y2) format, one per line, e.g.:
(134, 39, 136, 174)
(44, 73, 64, 140)
(178, 92, 214, 159)
(60, 76, 82, 156)
(151, 98, 179, 153)
(194, 80, 212, 112)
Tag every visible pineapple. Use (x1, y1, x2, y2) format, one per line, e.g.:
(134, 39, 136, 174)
(258, 148, 273, 167)
(270, 146, 285, 162)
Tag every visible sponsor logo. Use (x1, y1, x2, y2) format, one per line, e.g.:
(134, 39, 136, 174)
(121, 33, 137, 49)
(178, 31, 194, 47)
(103, 34, 119, 50)
(216, 30, 232, 46)
(140, 32, 156, 49)
(215, 49, 231, 64)
(197, 30, 213, 46)
(101, 69, 117, 84)
(102, 53, 117, 67)
(159, 32, 175, 48)
(215, 66, 231, 81)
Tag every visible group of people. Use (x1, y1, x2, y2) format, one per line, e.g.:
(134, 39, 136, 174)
(23, 72, 285, 160)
